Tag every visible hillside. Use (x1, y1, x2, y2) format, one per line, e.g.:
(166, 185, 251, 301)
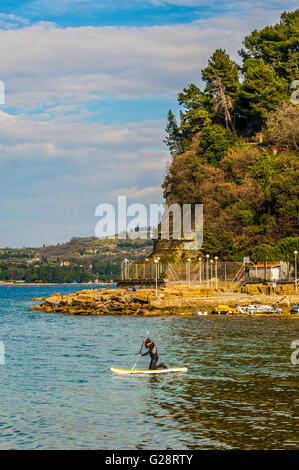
(154, 10, 299, 262)
(37, 236, 153, 260)
(0, 237, 153, 282)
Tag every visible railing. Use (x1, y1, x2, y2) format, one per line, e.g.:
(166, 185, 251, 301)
(121, 260, 244, 284)
(120, 259, 298, 287)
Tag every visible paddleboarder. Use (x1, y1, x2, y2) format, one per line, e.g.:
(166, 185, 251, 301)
(138, 338, 159, 370)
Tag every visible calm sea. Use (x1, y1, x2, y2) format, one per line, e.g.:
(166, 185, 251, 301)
(0, 285, 298, 449)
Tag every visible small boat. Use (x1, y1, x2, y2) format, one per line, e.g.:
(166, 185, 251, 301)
(211, 305, 237, 315)
(111, 367, 188, 375)
(290, 306, 299, 314)
(237, 303, 282, 315)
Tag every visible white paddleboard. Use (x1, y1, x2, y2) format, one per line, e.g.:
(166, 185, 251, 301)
(111, 367, 188, 375)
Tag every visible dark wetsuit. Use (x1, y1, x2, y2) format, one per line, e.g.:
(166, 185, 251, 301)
(142, 342, 158, 370)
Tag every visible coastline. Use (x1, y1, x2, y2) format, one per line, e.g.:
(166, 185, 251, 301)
(0, 282, 116, 287)
(29, 285, 299, 317)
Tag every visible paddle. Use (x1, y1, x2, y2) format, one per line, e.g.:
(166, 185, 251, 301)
(131, 330, 149, 371)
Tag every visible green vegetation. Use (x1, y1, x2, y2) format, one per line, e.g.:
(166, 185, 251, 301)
(161, 10, 299, 260)
(0, 237, 153, 283)
(239, 10, 299, 82)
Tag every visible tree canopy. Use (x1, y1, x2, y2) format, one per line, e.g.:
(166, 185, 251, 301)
(239, 10, 299, 82)
(161, 10, 299, 259)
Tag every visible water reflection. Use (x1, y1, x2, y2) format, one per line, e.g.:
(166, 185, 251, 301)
(0, 290, 298, 449)
(136, 317, 299, 449)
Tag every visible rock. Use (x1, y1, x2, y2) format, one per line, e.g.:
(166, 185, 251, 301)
(28, 285, 299, 318)
(29, 304, 44, 311)
(45, 294, 63, 305)
(75, 294, 96, 302)
(132, 293, 149, 304)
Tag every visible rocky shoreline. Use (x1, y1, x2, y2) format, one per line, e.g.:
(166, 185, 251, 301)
(29, 286, 299, 317)
(30, 289, 154, 316)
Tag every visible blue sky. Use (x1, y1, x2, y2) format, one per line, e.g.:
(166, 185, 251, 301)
(0, 1, 212, 27)
(0, 1, 295, 247)
(1, 0, 286, 27)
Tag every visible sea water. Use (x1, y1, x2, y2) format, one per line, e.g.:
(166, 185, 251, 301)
(0, 285, 298, 449)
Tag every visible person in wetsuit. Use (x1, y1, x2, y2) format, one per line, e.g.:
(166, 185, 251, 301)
(138, 338, 158, 370)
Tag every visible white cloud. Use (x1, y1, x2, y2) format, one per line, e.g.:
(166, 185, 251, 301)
(0, 8, 288, 111)
(0, 107, 168, 246)
(0, 110, 165, 159)
(0, 13, 29, 30)
(0, 7, 290, 246)
(0, 20, 253, 110)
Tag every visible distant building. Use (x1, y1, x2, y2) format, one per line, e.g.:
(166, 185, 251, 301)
(85, 249, 97, 254)
(249, 263, 287, 281)
(28, 257, 40, 264)
(60, 261, 71, 267)
(272, 144, 288, 155)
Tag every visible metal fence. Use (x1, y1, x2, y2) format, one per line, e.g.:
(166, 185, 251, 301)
(121, 260, 243, 284)
(120, 259, 297, 285)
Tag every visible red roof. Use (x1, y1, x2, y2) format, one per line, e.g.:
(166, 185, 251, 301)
(250, 263, 280, 268)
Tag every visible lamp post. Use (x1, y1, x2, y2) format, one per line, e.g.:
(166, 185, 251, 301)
(210, 259, 214, 287)
(157, 256, 160, 278)
(215, 256, 218, 290)
(295, 251, 298, 293)
(206, 254, 210, 287)
(154, 259, 159, 297)
(198, 257, 202, 284)
(186, 258, 191, 286)
(124, 258, 128, 280)
(144, 258, 148, 279)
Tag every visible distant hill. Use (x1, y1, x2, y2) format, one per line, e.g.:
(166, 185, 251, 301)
(37, 236, 153, 262)
(0, 236, 153, 282)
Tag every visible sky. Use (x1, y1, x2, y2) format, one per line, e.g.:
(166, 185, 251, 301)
(0, 0, 295, 247)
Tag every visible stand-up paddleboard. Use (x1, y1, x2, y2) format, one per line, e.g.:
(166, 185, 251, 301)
(111, 367, 188, 375)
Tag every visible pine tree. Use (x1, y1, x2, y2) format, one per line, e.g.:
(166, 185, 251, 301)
(177, 84, 212, 142)
(163, 110, 183, 155)
(236, 58, 288, 133)
(201, 49, 240, 105)
(239, 10, 299, 82)
(210, 73, 235, 130)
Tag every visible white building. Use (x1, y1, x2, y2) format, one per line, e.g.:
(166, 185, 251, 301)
(249, 262, 289, 281)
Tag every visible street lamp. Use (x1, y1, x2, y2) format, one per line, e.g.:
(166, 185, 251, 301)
(154, 259, 159, 297)
(198, 257, 202, 284)
(210, 259, 214, 287)
(186, 258, 191, 286)
(295, 251, 298, 293)
(206, 254, 210, 287)
(144, 258, 148, 279)
(124, 258, 128, 280)
(215, 256, 218, 289)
